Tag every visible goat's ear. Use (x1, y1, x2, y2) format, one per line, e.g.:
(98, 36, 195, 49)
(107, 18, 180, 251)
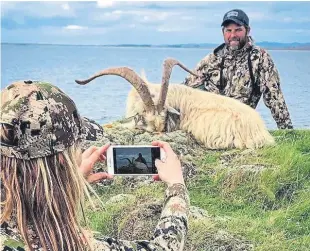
(165, 106, 181, 132)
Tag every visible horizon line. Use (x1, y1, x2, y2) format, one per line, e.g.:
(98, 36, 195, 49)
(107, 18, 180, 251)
(2, 41, 310, 46)
(2, 42, 310, 51)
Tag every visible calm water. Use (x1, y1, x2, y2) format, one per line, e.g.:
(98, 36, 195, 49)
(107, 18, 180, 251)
(1, 43, 310, 129)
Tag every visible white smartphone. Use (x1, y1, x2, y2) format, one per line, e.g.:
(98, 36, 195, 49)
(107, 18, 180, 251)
(106, 145, 165, 175)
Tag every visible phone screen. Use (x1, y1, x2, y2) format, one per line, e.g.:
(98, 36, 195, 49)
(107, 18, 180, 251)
(113, 147, 160, 174)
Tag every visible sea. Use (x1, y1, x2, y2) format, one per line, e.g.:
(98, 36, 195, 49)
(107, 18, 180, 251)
(1, 43, 310, 129)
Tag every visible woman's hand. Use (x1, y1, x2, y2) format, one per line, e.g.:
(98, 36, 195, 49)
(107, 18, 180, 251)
(151, 141, 184, 186)
(79, 143, 113, 183)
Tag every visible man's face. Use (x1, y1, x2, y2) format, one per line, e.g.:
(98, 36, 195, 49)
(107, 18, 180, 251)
(223, 22, 248, 50)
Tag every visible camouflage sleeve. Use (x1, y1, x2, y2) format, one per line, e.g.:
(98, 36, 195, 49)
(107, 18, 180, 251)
(182, 54, 212, 89)
(92, 183, 190, 251)
(259, 50, 293, 129)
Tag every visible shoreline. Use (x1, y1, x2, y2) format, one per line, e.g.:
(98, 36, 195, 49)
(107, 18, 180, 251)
(2, 42, 310, 51)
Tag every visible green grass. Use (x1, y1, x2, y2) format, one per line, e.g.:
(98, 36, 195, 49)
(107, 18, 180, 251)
(84, 180, 165, 236)
(84, 129, 310, 250)
(188, 130, 310, 250)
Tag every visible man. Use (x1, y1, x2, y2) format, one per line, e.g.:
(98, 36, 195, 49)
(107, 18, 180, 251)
(183, 9, 293, 129)
(135, 153, 148, 166)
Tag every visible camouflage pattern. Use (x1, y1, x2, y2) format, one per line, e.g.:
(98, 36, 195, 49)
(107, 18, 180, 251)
(0, 80, 103, 160)
(183, 37, 293, 129)
(0, 183, 189, 251)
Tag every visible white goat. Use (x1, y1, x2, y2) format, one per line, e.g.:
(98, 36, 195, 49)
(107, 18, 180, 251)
(75, 58, 274, 149)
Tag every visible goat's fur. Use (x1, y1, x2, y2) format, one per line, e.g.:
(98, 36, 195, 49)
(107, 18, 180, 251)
(126, 74, 274, 149)
(75, 58, 274, 149)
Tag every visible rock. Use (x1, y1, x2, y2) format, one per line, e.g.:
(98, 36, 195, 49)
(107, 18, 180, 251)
(185, 228, 253, 251)
(207, 230, 254, 251)
(117, 201, 162, 240)
(189, 206, 210, 219)
(105, 194, 136, 206)
(120, 176, 154, 189)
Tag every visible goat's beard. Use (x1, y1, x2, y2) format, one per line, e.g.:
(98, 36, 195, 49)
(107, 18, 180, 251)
(227, 36, 248, 51)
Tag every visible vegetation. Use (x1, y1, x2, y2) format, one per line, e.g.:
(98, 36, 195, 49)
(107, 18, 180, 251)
(83, 127, 310, 250)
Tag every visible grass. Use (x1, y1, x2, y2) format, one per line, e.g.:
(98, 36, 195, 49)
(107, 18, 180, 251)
(84, 129, 310, 250)
(189, 130, 310, 250)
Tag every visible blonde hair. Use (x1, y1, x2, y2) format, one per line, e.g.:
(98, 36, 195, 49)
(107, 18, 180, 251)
(1, 124, 94, 251)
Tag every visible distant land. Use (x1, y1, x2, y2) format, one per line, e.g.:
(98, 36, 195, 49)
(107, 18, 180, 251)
(101, 42, 310, 50)
(2, 42, 310, 50)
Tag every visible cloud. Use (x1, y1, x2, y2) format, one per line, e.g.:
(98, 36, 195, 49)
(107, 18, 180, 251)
(2, 25, 109, 45)
(93, 10, 123, 21)
(246, 11, 268, 21)
(141, 11, 178, 23)
(283, 17, 293, 23)
(1, 2, 310, 44)
(97, 0, 114, 8)
(1, 2, 15, 13)
(1, 2, 76, 18)
(157, 26, 188, 33)
(91, 9, 186, 30)
(64, 25, 87, 30)
(61, 3, 70, 11)
(181, 16, 194, 21)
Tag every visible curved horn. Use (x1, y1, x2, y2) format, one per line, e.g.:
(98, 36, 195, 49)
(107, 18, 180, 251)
(75, 67, 155, 113)
(157, 58, 199, 113)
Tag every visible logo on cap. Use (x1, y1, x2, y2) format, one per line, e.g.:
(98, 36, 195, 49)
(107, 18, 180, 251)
(227, 11, 238, 17)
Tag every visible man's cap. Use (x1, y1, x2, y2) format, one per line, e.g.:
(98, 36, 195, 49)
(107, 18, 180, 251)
(221, 9, 249, 27)
(1, 80, 103, 160)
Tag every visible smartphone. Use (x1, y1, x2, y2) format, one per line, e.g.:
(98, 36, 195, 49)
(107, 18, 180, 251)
(106, 145, 165, 175)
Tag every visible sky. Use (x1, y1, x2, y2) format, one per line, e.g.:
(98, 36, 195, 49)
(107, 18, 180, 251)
(1, 1, 310, 45)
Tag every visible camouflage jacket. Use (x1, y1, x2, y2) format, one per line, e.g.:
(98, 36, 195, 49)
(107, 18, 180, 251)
(0, 183, 189, 251)
(183, 38, 293, 129)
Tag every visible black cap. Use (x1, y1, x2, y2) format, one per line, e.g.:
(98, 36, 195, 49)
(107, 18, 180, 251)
(221, 9, 249, 27)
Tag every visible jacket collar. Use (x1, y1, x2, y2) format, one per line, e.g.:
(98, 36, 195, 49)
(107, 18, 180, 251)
(214, 36, 254, 57)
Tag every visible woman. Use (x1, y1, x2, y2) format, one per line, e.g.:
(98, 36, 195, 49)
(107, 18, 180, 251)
(0, 80, 189, 251)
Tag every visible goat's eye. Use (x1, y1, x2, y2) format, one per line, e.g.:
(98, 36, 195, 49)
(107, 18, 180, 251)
(133, 114, 146, 126)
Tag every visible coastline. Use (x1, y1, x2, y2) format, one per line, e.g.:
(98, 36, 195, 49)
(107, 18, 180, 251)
(2, 42, 310, 51)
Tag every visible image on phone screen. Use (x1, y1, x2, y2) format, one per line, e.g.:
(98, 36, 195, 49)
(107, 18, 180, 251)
(113, 147, 160, 174)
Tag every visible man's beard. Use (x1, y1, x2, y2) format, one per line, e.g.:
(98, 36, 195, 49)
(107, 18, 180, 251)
(227, 36, 248, 51)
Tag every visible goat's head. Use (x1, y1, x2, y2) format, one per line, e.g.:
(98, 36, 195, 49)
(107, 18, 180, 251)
(75, 58, 198, 132)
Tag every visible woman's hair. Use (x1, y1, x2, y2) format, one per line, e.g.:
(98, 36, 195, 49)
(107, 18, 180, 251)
(1, 124, 93, 251)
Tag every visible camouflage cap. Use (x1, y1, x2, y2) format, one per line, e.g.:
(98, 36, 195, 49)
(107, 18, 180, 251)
(0, 80, 103, 160)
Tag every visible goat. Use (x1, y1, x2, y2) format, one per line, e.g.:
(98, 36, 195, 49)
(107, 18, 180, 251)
(119, 157, 149, 174)
(75, 58, 274, 149)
